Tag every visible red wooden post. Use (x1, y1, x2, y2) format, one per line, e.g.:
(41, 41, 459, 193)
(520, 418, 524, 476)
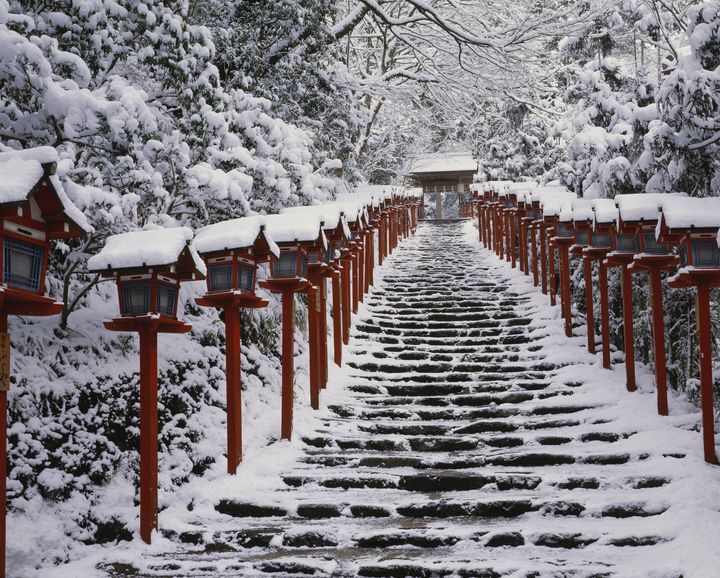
(505, 212, 512, 263)
(531, 224, 539, 287)
(522, 218, 531, 275)
(649, 267, 668, 415)
(600, 260, 611, 369)
(621, 264, 637, 392)
(224, 307, 242, 473)
(518, 218, 526, 273)
(583, 255, 596, 353)
(331, 269, 342, 366)
(549, 241, 557, 306)
(560, 246, 572, 337)
(365, 232, 373, 291)
(696, 283, 718, 464)
(307, 285, 320, 410)
(139, 327, 159, 544)
(352, 248, 359, 313)
(540, 227, 548, 294)
(281, 290, 295, 439)
(318, 279, 329, 388)
(358, 241, 365, 303)
(510, 213, 517, 268)
(477, 203, 484, 244)
(0, 314, 6, 578)
(341, 257, 351, 345)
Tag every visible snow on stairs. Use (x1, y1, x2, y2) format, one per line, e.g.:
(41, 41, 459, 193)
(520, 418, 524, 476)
(102, 222, 682, 577)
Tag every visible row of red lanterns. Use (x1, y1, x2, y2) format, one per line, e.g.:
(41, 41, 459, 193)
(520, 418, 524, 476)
(474, 184, 720, 466)
(0, 146, 422, 575)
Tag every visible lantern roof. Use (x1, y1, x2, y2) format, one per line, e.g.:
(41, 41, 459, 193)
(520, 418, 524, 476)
(88, 226, 206, 277)
(658, 196, 720, 231)
(570, 199, 594, 222)
(407, 152, 478, 175)
(264, 213, 327, 248)
(193, 215, 280, 259)
(541, 194, 575, 218)
(617, 193, 686, 226)
(282, 205, 351, 239)
(591, 198, 618, 225)
(0, 147, 93, 237)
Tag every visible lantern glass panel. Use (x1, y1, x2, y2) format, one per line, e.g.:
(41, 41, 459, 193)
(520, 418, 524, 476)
(642, 232, 668, 255)
(122, 284, 150, 315)
(156, 285, 177, 317)
(273, 252, 298, 278)
(592, 231, 612, 248)
(575, 230, 591, 246)
(208, 264, 233, 292)
(238, 264, 255, 293)
(616, 234, 639, 253)
(679, 244, 688, 267)
(4, 237, 43, 292)
(692, 240, 720, 268)
(557, 222, 574, 238)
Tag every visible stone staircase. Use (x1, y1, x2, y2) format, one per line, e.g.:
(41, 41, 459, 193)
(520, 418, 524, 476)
(99, 221, 694, 578)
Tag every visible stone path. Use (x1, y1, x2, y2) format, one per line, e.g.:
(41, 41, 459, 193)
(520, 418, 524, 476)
(97, 221, 719, 578)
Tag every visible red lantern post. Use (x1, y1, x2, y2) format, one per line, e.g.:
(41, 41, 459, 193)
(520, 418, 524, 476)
(0, 150, 91, 576)
(260, 215, 326, 440)
(661, 196, 720, 463)
(89, 227, 205, 544)
(193, 217, 275, 474)
(619, 194, 684, 415)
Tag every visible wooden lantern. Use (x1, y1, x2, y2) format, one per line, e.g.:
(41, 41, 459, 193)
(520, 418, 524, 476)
(615, 194, 683, 415)
(554, 206, 576, 338)
(660, 196, 720, 463)
(0, 149, 92, 578)
(582, 199, 618, 364)
(193, 216, 277, 474)
(260, 214, 325, 441)
(88, 227, 205, 545)
(605, 197, 647, 393)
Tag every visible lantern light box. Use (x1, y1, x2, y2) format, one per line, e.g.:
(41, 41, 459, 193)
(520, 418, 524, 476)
(0, 149, 93, 304)
(589, 199, 618, 249)
(658, 196, 720, 269)
(88, 227, 206, 319)
(263, 213, 327, 280)
(193, 215, 279, 295)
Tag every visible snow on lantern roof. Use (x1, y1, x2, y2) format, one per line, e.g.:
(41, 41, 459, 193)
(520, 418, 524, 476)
(327, 202, 365, 226)
(407, 152, 478, 174)
(616, 193, 686, 224)
(571, 199, 594, 222)
(88, 227, 206, 275)
(545, 197, 574, 218)
(282, 205, 352, 239)
(264, 213, 327, 247)
(0, 159, 45, 204)
(659, 196, 720, 230)
(193, 215, 280, 258)
(591, 198, 618, 224)
(0, 149, 93, 235)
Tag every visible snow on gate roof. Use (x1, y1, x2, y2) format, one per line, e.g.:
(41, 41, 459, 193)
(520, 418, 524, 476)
(407, 152, 478, 174)
(88, 227, 206, 275)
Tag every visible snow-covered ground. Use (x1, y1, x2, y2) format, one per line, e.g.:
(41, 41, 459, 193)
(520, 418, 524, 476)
(32, 220, 720, 577)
